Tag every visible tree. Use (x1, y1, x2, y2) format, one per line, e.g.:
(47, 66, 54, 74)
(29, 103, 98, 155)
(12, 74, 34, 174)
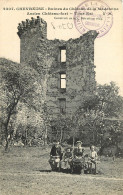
(97, 82, 123, 117)
(74, 82, 123, 146)
(0, 58, 41, 150)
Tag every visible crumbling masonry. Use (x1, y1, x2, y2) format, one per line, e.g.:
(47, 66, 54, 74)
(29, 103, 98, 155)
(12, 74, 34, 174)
(17, 16, 98, 132)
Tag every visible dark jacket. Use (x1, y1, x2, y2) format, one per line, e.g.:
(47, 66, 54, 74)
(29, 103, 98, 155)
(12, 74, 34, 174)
(73, 147, 84, 157)
(50, 145, 63, 160)
(64, 152, 72, 159)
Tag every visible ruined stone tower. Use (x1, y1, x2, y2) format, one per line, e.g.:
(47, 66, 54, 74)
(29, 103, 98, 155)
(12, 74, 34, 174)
(17, 16, 98, 122)
(17, 16, 47, 65)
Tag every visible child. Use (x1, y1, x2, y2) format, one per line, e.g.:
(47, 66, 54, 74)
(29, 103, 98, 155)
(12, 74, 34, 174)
(64, 148, 72, 159)
(63, 148, 72, 167)
(90, 145, 98, 161)
(88, 145, 98, 174)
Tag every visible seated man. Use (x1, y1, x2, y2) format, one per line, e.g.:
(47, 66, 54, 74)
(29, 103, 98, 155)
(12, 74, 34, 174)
(49, 140, 63, 170)
(73, 141, 84, 158)
(50, 140, 63, 160)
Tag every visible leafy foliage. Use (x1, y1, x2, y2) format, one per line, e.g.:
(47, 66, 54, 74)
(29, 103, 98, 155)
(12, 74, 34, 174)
(97, 82, 123, 117)
(49, 82, 123, 146)
(0, 58, 41, 149)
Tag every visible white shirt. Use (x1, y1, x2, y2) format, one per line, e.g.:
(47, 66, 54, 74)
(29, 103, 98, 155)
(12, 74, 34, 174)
(90, 151, 97, 160)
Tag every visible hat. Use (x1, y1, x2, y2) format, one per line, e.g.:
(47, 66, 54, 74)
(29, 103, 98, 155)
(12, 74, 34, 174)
(53, 140, 59, 144)
(66, 147, 72, 151)
(76, 141, 82, 144)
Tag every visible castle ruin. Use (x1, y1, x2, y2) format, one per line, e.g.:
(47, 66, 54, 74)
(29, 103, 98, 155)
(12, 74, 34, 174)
(17, 16, 98, 138)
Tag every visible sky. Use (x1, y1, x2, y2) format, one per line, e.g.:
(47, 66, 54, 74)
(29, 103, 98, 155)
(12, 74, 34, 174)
(0, 0, 123, 95)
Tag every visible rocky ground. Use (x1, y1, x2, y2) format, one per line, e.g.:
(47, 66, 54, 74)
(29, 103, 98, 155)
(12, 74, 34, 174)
(0, 146, 123, 195)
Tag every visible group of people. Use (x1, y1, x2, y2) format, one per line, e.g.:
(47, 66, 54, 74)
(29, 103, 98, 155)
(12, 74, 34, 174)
(49, 140, 98, 173)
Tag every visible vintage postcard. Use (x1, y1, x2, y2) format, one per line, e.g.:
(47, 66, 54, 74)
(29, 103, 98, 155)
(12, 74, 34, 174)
(0, 0, 123, 194)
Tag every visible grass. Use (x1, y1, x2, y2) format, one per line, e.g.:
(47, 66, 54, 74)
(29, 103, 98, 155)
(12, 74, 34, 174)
(0, 146, 123, 195)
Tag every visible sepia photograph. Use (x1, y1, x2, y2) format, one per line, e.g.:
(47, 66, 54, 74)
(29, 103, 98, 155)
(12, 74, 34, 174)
(0, 0, 123, 194)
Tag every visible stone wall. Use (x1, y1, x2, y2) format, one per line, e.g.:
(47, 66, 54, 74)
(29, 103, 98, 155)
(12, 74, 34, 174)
(17, 16, 98, 121)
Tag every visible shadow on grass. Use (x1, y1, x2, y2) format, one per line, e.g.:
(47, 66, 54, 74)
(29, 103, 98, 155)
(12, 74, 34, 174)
(39, 169, 70, 174)
(39, 170, 52, 173)
(38, 169, 104, 176)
